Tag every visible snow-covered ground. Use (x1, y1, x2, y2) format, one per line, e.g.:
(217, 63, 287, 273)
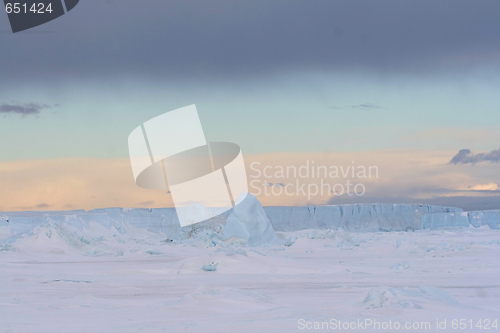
(1, 199, 499, 332)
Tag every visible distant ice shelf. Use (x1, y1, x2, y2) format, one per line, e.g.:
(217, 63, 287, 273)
(1, 203, 499, 241)
(264, 203, 462, 232)
(422, 210, 500, 230)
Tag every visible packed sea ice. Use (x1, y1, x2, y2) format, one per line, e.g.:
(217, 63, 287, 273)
(1, 195, 499, 332)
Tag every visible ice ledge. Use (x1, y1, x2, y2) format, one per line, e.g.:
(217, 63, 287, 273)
(422, 210, 500, 230)
(0, 203, 466, 236)
(265, 204, 463, 232)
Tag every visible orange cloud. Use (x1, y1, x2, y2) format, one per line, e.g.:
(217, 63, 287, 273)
(0, 149, 497, 212)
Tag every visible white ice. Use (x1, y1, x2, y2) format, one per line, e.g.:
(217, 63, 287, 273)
(223, 194, 279, 247)
(1, 203, 500, 332)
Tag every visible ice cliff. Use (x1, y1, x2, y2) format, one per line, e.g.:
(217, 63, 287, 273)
(265, 204, 462, 232)
(1, 204, 499, 246)
(422, 210, 500, 230)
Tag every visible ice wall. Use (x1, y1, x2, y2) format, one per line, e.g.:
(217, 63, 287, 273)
(265, 204, 463, 232)
(1, 208, 232, 243)
(0, 203, 465, 240)
(420, 210, 500, 230)
(420, 212, 470, 230)
(467, 210, 500, 229)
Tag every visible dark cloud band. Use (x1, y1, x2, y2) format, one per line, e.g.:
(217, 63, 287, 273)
(0, 103, 54, 116)
(2, 0, 500, 82)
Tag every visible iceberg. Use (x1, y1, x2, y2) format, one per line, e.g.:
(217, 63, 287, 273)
(223, 194, 279, 247)
(467, 210, 500, 229)
(421, 212, 469, 230)
(420, 210, 500, 230)
(264, 203, 462, 232)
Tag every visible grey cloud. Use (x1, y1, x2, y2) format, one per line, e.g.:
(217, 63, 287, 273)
(14, 203, 52, 210)
(0, 103, 54, 116)
(266, 182, 286, 187)
(449, 148, 500, 165)
(1, 0, 500, 83)
(423, 196, 500, 211)
(350, 104, 383, 109)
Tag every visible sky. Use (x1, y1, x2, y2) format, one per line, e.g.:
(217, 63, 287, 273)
(0, 0, 499, 211)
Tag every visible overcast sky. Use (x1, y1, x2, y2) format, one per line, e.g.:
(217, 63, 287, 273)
(1, 0, 500, 158)
(0, 0, 499, 210)
(1, 1, 500, 80)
